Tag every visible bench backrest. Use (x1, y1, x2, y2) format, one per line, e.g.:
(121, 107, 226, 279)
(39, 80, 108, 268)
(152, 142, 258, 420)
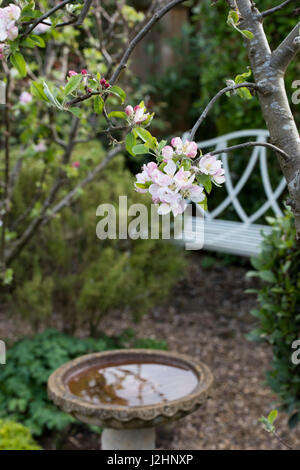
(194, 129, 286, 225)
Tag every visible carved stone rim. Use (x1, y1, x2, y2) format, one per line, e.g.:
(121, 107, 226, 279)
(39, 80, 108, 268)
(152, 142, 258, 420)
(48, 349, 213, 427)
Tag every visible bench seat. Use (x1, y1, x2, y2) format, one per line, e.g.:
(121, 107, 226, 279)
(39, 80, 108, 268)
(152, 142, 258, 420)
(182, 217, 273, 257)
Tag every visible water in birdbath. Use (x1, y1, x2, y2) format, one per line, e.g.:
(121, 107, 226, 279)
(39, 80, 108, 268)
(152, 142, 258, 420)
(67, 361, 198, 407)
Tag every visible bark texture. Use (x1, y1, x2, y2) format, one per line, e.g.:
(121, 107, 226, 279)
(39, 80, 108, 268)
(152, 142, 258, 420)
(236, 0, 300, 241)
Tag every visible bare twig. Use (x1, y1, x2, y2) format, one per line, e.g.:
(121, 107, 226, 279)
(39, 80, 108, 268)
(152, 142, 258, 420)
(261, 0, 296, 18)
(109, 0, 187, 86)
(189, 82, 259, 140)
(76, 0, 93, 25)
(196, 141, 290, 163)
(23, 0, 75, 36)
(273, 431, 294, 450)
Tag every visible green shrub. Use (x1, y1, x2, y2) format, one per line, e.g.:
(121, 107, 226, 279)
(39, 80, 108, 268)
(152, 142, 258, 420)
(9, 141, 186, 334)
(247, 210, 300, 428)
(0, 329, 167, 436)
(0, 419, 41, 450)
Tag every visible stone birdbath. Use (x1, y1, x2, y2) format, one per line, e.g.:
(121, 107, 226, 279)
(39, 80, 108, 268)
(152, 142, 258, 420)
(48, 349, 213, 450)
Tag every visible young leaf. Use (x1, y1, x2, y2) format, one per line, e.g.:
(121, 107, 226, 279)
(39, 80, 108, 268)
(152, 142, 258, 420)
(241, 30, 254, 40)
(64, 74, 82, 96)
(268, 410, 278, 425)
(30, 81, 49, 102)
(10, 52, 27, 78)
(197, 174, 212, 194)
(29, 34, 46, 48)
(227, 10, 239, 27)
(132, 144, 150, 155)
(109, 85, 126, 104)
(43, 82, 63, 110)
(107, 111, 127, 120)
(134, 127, 157, 149)
(126, 132, 136, 156)
(93, 95, 104, 115)
(69, 107, 81, 118)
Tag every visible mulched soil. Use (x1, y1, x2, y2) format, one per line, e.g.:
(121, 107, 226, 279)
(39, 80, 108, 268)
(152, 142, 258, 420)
(2, 252, 300, 450)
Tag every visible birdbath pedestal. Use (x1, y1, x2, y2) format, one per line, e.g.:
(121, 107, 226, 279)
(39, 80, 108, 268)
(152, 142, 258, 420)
(48, 349, 213, 450)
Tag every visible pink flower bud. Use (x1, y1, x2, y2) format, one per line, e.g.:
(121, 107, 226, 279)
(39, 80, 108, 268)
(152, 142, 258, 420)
(162, 145, 174, 161)
(125, 105, 134, 117)
(100, 78, 106, 86)
(68, 70, 77, 77)
(72, 161, 80, 169)
(81, 69, 88, 75)
(104, 81, 110, 89)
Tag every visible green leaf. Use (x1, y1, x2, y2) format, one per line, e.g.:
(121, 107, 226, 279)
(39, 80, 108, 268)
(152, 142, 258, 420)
(10, 52, 27, 78)
(64, 74, 82, 96)
(227, 10, 239, 26)
(21, 37, 37, 48)
(258, 270, 276, 283)
(134, 127, 157, 149)
(237, 87, 252, 100)
(241, 30, 254, 39)
(268, 410, 278, 425)
(69, 107, 81, 118)
(227, 10, 254, 40)
(109, 85, 126, 104)
(197, 174, 212, 194)
(93, 95, 104, 115)
(125, 132, 136, 156)
(235, 69, 252, 84)
(132, 144, 150, 155)
(30, 81, 49, 102)
(28, 34, 46, 48)
(43, 82, 63, 110)
(197, 197, 207, 211)
(107, 111, 127, 120)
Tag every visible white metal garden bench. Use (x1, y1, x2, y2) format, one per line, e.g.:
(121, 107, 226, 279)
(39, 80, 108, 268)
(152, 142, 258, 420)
(181, 129, 287, 257)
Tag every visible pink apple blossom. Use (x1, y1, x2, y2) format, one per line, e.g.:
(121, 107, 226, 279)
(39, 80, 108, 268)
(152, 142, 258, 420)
(134, 162, 158, 193)
(181, 184, 205, 203)
(198, 154, 222, 175)
(173, 167, 195, 190)
(125, 103, 149, 125)
(161, 145, 174, 161)
(68, 70, 78, 77)
(170, 137, 198, 158)
(133, 105, 149, 124)
(20, 91, 32, 105)
(0, 3, 20, 41)
(72, 161, 80, 169)
(33, 19, 51, 35)
(0, 44, 4, 59)
(212, 168, 225, 184)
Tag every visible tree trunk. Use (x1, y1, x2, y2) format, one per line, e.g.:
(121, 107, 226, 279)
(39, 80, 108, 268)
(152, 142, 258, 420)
(237, 0, 300, 241)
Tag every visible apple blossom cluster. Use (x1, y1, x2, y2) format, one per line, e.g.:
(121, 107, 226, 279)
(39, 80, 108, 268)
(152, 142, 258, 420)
(134, 137, 225, 216)
(125, 104, 150, 126)
(0, 3, 20, 43)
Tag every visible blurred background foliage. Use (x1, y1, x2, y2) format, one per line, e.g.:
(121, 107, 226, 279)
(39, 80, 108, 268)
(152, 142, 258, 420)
(8, 142, 186, 335)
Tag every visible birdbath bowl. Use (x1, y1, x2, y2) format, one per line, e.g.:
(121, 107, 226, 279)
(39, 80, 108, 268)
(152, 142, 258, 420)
(48, 349, 213, 450)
